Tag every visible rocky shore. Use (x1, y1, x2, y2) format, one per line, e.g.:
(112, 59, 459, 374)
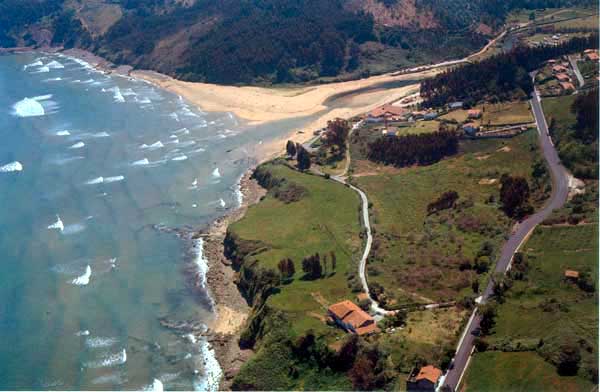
(201, 169, 266, 390)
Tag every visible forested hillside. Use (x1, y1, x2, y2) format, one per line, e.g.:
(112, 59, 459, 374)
(0, 0, 595, 84)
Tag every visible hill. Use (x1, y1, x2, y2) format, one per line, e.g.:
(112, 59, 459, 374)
(0, 0, 594, 84)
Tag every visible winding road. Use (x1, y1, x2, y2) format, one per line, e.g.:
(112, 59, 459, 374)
(441, 81, 570, 391)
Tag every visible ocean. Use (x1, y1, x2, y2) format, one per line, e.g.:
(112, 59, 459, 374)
(0, 52, 309, 390)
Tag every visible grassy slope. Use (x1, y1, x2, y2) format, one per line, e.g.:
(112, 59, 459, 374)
(465, 224, 598, 391)
(464, 351, 594, 392)
(353, 131, 543, 303)
(439, 101, 533, 125)
(230, 162, 362, 336)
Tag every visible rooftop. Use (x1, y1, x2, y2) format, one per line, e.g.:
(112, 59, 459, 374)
(328, 300, 375, 335)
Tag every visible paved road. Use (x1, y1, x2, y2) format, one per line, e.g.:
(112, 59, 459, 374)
(568, 55, 585, 88)
(442, 85, 570, 391)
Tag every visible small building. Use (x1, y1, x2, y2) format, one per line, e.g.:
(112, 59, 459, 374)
(586, 52, 599, 62)
(552, 65, 568, 74)
(367, 104, 406, 123)
(559, 82, 575, 93)
(328, 300, 376, 335)
(448, 101, 463, 110)
(584, 49, 596, 54)
(424, 112, 438, 120)
(565, 270, 580, 280)
(468, 109, 482, 119)
(555, 73, 571, 82)
(547, 59, 557, 64)
(411, 110, 428, 119)
(463, 122, 479, 136)
(406, 365, 443, 391)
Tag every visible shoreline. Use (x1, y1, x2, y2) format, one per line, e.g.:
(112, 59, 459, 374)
(200, 169, 266, 390)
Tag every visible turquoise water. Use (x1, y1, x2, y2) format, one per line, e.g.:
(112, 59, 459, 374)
(0, 52, 309, 390)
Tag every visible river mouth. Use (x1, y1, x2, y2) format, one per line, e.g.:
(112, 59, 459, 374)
(323, 78, 421, 109)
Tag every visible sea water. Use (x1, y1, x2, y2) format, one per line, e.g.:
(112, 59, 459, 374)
(0, 52, 312, 390)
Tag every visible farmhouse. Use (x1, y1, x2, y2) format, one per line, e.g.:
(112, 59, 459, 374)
(448, 101, 463, 109)
(328, 300, 376, 335)
(559, 82, 575, 93)
(468, 109, 482, 119)
(367, 104, 406, 122)
(564, 270, 580, 281)
(406, 365, 443, 391)
(586, 52, 599, 62)
(552, 65, 568, 74)
(555, 73, 571, 82)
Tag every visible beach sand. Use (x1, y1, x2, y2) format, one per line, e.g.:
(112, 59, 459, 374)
(133, 70, 429, 161)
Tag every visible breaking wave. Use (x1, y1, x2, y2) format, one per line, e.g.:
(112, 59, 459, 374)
(0, 161, 23, 172)
(71, 265, 92, 285)
(85, 349, 127, 368)
(69, 142, 85, 149)
(211, 168, 221, 178)
(86, 336, 118, 348)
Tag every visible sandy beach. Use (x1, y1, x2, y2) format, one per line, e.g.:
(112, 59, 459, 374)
(133, 69, 433, 160)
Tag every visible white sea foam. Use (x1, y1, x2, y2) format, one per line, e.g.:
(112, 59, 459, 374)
(169, 112, 180, 122)
(235, 175, 244, 207)
(193, 340, 222, 392)
(36, 66, 50, 73)
(174, 127, 190, 135)
(44, 77, 63, 82)
(46, 60, 64, 69)
(178, 140, 196, 148)
(71, 265, 92, 285)
(211, 168, 221, 178)
(140, 141, 164, 150)
(69, 141, 85, 149)
(146, 379, 164, 392)
(108, 87, 125, 103)
(56, 130, 71, 136)
(47, 215, 65, 232)
(85, 349, 127, 368)
(92, 373, 126, 385)
(23, 60, 43, 70)
(93, 132, 110, 138)
(51, 155, 84, 165)
(192, 239, 209, 291)
(105, 175, 125, 183)
(171, 155, 188, 162)
(132, 158, 150, 166)
(75, 330, 90, 336)
(13, 98, 45, 117)
(62, 223, 86, 235)
(219, 198, 226, 208)
(86, 177, 105, 185)
(86, 337, 118, 348)
(0, 161, 23, 172)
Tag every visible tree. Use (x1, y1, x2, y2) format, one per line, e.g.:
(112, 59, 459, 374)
(472, 279, 480, 294)
(301, 253, 322, 279)
(296, 145, 311, 171)
(286, 140, 297, 157)
(349, 356, 377, 390)
(479, 302, 497, 335)
(557, 344, 581, 376)
(324, 118, 350, 154)
(277, 258, 295, 281)
(500, 174, 532, 218)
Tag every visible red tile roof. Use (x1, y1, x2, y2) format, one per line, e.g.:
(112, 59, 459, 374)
(328, 300, 375, 335)
(415, 365, 442, 384)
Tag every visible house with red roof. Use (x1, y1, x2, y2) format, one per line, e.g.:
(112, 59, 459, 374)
(407, 365, 443, 391)
(328, 300, 376, 335)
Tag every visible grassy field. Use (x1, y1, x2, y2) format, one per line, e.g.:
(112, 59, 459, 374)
(230, 162, 362, 336)
(352, 130, 545, 304)
(465, 224, 598, 390)
(542, 95, 577, 128)
(439, 101, 533, 126)
(396, 120, 440, 135)
(463, 351, 595, 392)
(554, 14, 599, 29)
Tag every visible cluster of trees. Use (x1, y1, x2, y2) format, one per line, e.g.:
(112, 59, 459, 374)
(367, 130, 459, 167)
(550, 88, 599, 179)
(277, 258, 295, 282)
(301, 251, 336, 280)
(421, 34, 598, 107)
(427, 191, 459, 215)
(175, 0, 374, 83)
(286, 140, 312, 171)
(500, 174, 533, 219)
(0, 0, 62, 46)
(323, 119, 350, 156)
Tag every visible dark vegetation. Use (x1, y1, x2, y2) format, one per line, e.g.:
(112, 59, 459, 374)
(421, 34, 598, 107)
(549, 89, 599, 179)
(367, 130, 459, 167)
(499, 174, 533, 219)
(427, 191, 459, 215)
(1, 0, 594, 84)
